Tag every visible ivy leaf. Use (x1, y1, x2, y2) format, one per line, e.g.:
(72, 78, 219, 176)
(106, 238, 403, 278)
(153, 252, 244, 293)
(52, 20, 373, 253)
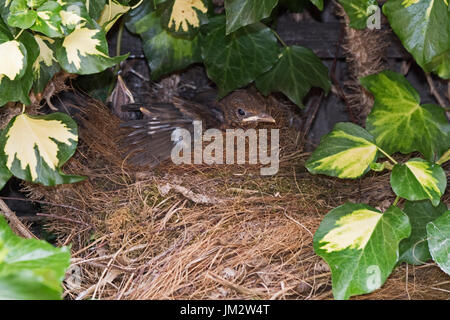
(305, 122, 378, 179)
(59, 1, 90, 34)
(427, 211, 450, 275)
(160, 0, 208, 38)
(126, 5, 202, 80)
(7, 0, 37, 29)
(255, 45, 330, 108)
(0, 112, 85, 186)
(314, 203, 411, 300)
(0, 216, 70, 299)
(30, 1, 63, 38)
(224, 0, 279, 34)
(0, 28, 38, 106)
(98, 0, 130, 32)
(86, 0, 106, 20)
(309, 0, 323, 10)
(399, 200, 448, 265)
(201, 17, 279, 97)
(32, 34, 60, 94)
(338, 0, 377, 29)
(55, 23, 127, 74)
(390, 158, 446, 206)
(361, 70, 450, 162)
(383, 0, 450, 79)
(0, 159, 12, 191)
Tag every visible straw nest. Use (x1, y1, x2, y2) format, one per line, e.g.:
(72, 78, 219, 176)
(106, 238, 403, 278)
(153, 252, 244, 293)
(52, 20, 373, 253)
(19, 95, 449, 300)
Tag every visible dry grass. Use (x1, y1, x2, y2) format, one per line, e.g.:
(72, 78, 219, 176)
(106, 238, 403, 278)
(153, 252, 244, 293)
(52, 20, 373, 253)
(23, 98, 450, 300)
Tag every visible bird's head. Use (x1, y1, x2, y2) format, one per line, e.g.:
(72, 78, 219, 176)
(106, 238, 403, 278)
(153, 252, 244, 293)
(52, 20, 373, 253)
(220, 90, 276, 128)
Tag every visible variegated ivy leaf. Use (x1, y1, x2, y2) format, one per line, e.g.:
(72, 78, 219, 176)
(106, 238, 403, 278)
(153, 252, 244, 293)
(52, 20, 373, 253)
(98, 0, 130, 32)
(30, 1, 63, 38)
(58, 1, 89, 34)
(0, 40, 27, 82)
(0, 112, 85, 186)
(391, 158, 446, 206)
(0, 26, 38, 106)
(126, 3, 202, 80)
(383, 0, 450, 79)
(85, 0, 106, 20)
(314, 203, 411, 300)
(7, 0, 37, 29)
(305, 122, 379, 179)
(399, 200, 448, 265)
(56, 23, 127, 74)
(437, 148, 450, 165)
(160, 0, 208, 39)
(427, 210, 450, 275)
(362, 70, 450, 162)
(32, 34, 60, 93)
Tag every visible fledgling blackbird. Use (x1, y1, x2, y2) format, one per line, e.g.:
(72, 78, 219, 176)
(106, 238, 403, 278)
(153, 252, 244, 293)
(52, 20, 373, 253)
(120, 89, 275, 167)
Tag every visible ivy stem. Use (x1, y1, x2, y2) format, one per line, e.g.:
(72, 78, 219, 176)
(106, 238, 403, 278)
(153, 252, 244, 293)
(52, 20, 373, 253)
(132, 0, 144, 9)
(14, 29, 24, 40)
(377, 147, 398, 165)
(114, 18, 125, 73)
(21, 104, 25, 114)
(393, 196, 400, 207)
(271, 28, 288, 48)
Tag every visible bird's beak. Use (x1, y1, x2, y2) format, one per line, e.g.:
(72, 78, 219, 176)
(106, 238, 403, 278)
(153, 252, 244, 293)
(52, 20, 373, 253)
(242, 113, 276, 124)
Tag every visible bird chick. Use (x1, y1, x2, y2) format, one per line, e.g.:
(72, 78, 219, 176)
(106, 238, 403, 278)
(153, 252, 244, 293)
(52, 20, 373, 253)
(120, 89, 275, 167)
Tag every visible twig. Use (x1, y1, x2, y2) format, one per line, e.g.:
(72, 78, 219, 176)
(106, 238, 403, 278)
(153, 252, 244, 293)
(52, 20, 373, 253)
(425, 73, 447, 108)
(0, 199, 37, 239)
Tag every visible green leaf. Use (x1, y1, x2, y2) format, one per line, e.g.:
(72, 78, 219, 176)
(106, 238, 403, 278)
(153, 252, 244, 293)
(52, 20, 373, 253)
(309, 0, 323, 10)
(255, 45, 330, 108)
(399, 200, 448, 265)
(0, 29, 39, 106)
(32, 34, 60, 93)
(0, 216, 71, 299)
(305, 122, 378, 179)
(86, 0, 106, 20)
(338, 0, 377, 29)
(127, 5, 202, 80)
(160, 0, 208, 38)
(7, 0, 37, 29)
(201, 17, 279, 97)
(361, 70, 450, 162)
(30, 1, 63, 38)
(383, 0, 450, 79)
(224, 0, 279, 34)
(427, 210, 450, 275)
(0, 159, 12, 190)
(314, 203, 411, 300)
(0, 112, 85, 186)
(390, 158, 446, 206)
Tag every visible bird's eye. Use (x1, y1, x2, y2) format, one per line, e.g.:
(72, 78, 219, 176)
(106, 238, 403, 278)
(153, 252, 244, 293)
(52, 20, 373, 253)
(237, 108, 246, 116)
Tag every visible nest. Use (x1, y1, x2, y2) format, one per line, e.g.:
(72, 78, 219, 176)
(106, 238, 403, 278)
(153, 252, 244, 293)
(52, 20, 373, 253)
(20, 95, 449, 300)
